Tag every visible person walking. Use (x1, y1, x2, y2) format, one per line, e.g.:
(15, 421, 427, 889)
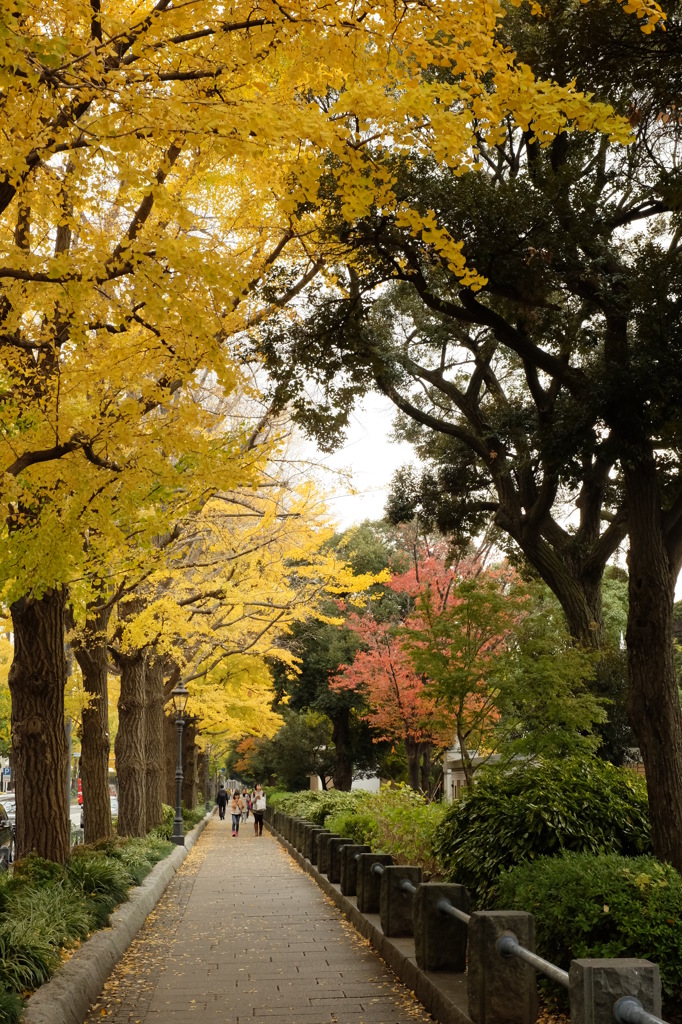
(252, 784, 266, 836)
(228, 790, 245, 836)
(241, 788, 250, 822)
(216, 784, 228, 821)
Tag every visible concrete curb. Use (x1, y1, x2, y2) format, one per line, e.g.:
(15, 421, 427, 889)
(267, 824, 471, 1024)
(21, 812, 214, 1024)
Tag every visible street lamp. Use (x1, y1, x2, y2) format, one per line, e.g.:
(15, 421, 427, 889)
(205, 742, 211, 813)
(171, 683, 190, 846)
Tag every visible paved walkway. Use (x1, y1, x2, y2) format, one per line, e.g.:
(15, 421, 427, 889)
(83, 816, 433, 1024)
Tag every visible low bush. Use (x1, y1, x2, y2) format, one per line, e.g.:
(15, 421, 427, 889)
(325, 810, 378, 846)
(496, 852, 682, 1008)
(149, 803, 205, 841)
(269, 790, 364, 825)
(434, 758, 651, 904)
(365, 787, 446, 876)
(0, 985, 22, 1024)
(67, 853, 131, 927)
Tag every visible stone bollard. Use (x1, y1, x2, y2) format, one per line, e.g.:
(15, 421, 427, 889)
(356, 853, 393, 914)
(317, 832, 341, 875)
(569, 959, 661, 1024)
(299, 823, 315, 858)
(328, 837, 352, 883)
(414, 883, 470, 972)
(379, 865, 422, 938)
(307, 827, 328, 864)
(283, 815, 295, 842)
(296, 820, 314, 852)
(468, 911, 537, 1024)
(340, 844, 371, 896)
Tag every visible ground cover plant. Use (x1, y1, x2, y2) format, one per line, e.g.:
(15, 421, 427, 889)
(433, 758, 651, 905)
(270, 785, 447, 875)
(496, 852, 682, 1013)
(0, 833, 173, 1024)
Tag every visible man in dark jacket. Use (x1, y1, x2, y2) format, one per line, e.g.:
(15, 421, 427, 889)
(216, 784, 228, 820)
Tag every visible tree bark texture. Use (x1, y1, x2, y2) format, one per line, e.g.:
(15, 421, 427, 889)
(331, 708, 353, 790)
(9, 590, 70, 862)
(404, 737, 423, 792)
(115, 649, 147, 837)
(144, 659, 165, 831)
(71, 607, 112, 843)
(163, 712, 177, 806)
(420, 743, 432, 794)
(197, 751, 207, 804)
(625, 460, 682, 872)
(181, 718, 198, 809)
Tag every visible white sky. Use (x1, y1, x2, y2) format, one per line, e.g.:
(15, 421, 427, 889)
(310, 393, 416, 531)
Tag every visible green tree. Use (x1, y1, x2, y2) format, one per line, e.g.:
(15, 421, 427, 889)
(254, 3, 682, 868)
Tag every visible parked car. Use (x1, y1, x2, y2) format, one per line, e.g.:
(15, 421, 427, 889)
(0, 801, 13, 867)
(80, 794, 118, 829)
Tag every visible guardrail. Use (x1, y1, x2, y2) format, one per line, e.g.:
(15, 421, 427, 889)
(266, 808, 670, 1024)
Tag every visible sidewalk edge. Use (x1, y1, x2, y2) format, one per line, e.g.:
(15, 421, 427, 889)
(267, 826, 471, 1024)
(21, 812, 213, 1024)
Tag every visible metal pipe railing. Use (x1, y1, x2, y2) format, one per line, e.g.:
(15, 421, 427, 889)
(399, 878, 417, 896)
(497, 933, 569, 988)
(614, 997, 668, 1024)
(436, 897, 471, 926)
(372, 861, 385, 877)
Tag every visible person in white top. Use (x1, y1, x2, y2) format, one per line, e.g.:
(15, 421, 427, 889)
(252, 784, 266, 836)
(228, 791, 245, 836)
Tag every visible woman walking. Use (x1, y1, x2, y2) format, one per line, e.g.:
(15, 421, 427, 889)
(228, 790, 244, 836)
(252, 784, 266, 836)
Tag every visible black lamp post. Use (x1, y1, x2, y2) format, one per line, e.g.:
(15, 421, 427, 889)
(205, 742, 211, 813)
(171, 683, 190, 846)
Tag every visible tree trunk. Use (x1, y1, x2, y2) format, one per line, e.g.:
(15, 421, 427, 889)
(625, 460, 682, 871)
(144, 659, 165, 831)
(331, 708, 353, 790)
(164, 712, 177, 806)
(404, 736, 421, 791)
(420, 743, 432, 794)
(115, 649, 147, 837)
(9, 590, 70, 862)
(197, 751, 207, 806)
(182, 719, 198, 809)
(71, 607, 112, 844)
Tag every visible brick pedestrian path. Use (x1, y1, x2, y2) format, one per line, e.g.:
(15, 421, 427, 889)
(83, 816, 433, 1024)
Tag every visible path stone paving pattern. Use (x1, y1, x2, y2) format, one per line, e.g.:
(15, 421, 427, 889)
(83, 817, 434, 1024)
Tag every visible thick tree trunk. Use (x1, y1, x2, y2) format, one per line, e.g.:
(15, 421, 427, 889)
(331, 707, 353, 790)
(164, 712, 177, 806)
(625, 461, 682, 871)
(115, 650, 147, 837)
(144, 659, 165, 831)
(9, 590, 70, 862)
(71, 607, 112, 844)
(197, 751, 207, 806)
(181, 719, 198, 809)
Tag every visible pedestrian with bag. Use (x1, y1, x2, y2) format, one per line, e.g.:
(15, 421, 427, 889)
(253, 784, 266, 836)
(228, 790, 245, 836)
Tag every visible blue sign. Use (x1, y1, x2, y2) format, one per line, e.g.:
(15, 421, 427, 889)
(2, 768, 9, 776)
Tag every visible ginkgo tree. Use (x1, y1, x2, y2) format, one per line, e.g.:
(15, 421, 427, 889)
(0, 0, 663, 861)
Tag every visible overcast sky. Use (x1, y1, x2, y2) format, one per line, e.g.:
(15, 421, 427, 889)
(310, 393, 416, 531)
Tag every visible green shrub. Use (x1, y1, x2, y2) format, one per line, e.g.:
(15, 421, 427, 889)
(6, 882, 95, 947)
(12, 854, 67, 888)
(66, 854, 130, 927)
(149, 803, 204, 841)
(496, 852, 682, 1006)
(0, 918, 61, 992)
(0, 985, 22, 1024)
(270, 790, 364, 825)
(325, 810, 378, 846)
(102, 835, 172, 884)
(366, 787, 447, 875)
(434, 758, 651, 904)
